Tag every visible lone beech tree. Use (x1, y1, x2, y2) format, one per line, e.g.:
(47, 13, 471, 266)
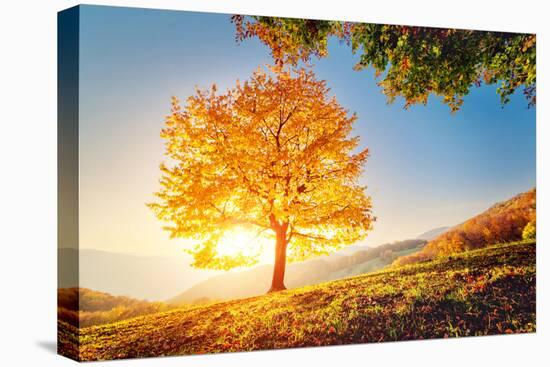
(149, 67, 373, 292)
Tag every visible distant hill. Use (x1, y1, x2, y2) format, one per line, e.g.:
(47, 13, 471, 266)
(416, 226, 450, 241)
(336, 244, 372, 255)
(58, 249, 217, 301)
(58, 288, 183, 327)
(394, 188, 536, 266)
(170, 238, 426, 304)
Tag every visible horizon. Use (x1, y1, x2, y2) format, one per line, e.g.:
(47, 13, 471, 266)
(66, 185, 532, 260)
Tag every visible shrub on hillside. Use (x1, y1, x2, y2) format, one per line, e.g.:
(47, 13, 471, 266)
(522, 221, 536, 240)
(392, 251, 434, 267)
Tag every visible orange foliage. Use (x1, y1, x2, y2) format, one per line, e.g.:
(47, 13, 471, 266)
(58, 288, 180, 327)
(394, 188, 536, 265)
(149, 67, 374, 271)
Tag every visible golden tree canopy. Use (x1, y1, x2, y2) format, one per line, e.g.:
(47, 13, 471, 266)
(149, 67, 374, 270)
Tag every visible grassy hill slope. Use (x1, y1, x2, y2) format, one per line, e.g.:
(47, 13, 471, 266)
(326, 245, 424, 280)
(59, 240, 535, 361)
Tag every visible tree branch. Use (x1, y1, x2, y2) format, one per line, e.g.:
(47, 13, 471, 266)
(291, 231, 331, 241)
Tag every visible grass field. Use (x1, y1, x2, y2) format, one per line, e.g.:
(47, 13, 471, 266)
(58, 240, 536, 361)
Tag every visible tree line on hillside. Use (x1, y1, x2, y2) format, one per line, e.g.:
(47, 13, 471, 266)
(58, 288, 183, 327)
(332, 239, 426, 269)
(393, 188, 536, 266)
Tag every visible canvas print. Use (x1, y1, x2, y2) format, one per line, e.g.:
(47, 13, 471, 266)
(57, 5, 536, 362)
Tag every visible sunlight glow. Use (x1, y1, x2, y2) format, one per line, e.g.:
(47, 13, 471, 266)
(216, 227, 274, 264)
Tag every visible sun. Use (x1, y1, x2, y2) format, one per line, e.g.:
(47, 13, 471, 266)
(216, 227, 273, 265)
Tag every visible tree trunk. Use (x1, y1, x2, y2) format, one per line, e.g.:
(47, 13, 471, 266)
(268, 228, 288, 292)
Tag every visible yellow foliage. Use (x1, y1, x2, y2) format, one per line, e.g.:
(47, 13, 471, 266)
(149, 67, 374, 270)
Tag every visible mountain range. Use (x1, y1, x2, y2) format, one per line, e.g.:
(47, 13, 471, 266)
(415, 226, 450, 241)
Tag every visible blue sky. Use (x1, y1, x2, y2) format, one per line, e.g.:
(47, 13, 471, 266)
(78, 5, 535, 256)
